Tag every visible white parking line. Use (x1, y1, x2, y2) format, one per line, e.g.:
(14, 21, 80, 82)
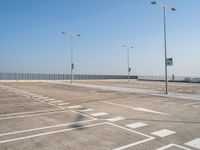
(90, 112, 108, 117)
(151, 129, 176, 137)
(43, 98, 55, 101)
(0, 109, 60, 118)
(102, 101, 168, 116)
(182, 102, 200, 106)
(126, 122, 148, 129)
(78, 109, 94, 112)
(0, 102, 44, 108)
(156, 143, 192, 150)
(0, 112, 96, 137)
(49, 100, 63, 103)
(106, 116, 125, 122)
(185, 138, 200, 149)
(0, 110, 68, 120)
(67, 105, 82, 109)
(57, 103, 70, 106)
(134, 108, 168, 115)
(0, 122, 105, 144)
(0, 122, 155, 150)
(37, 97, 49, 100)
(110, 122, 154, 150)
(192, 105, 200, 108)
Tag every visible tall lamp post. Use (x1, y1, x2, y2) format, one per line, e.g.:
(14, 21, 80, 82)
(122, 45, 134, 82)
(62, 32, 81, 84)
(151, 0, 176, 94)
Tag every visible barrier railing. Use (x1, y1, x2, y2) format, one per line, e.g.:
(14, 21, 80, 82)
(0, 73, 137, 80)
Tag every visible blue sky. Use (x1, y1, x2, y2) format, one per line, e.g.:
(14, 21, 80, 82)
(0, 0, 200, 76)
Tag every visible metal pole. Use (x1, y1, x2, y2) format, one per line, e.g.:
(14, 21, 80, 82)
(127, 47, 130, 82)
(70, 35, 73, 84)
(163, 5, 168, 94)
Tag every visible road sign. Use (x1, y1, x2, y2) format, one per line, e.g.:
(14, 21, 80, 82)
(167, 58, 173, 66)
(128, 67, 131, 72)
(71, 63, 74, 69)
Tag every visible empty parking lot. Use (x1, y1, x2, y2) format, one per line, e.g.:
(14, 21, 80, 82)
(0, 81, 199, 150)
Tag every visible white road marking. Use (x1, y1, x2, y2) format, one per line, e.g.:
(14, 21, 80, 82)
(102, 101, 168, 116)
(47, 103, 65, 110)
(185, 138, 200, 149)
(70, 110, 97, 120)
(0, 85, 66, 112)
(0, 110, 68, 120)
(151, 129, 176, 137)
(31, 95, 43, 98)
(37, 97, 49, 100)
(106, 116, 125, 122)
(0, 109, 60, 118)
(183, 102, 200, 106)
(192, 105, 200, 108)
(0, 121, 103, 144)
(126, 122, 148, 129)
(109, 122, 154, 150)
(0, 102, 39, 107)
(67, 105, 82, 109)
(0, 113, 96, 137)
(90, 112, 108, 117)
(156, 143, 192, 150)
(165, 102, 177, 105)
(49, 100, 63, 103)
(0, 102, 44, 108)
(154, 100, 170, 103)
(0, 122, 155, 150)
(78, 109, 94, 112)
(134, 108, 168, 115)
(57, 103, 70, 106)
(43, 98, 55, 101)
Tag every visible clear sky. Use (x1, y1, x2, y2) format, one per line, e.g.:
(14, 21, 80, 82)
(0, 0, 200, 76)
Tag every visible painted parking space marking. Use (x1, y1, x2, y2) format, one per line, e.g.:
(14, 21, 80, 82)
(90, 112, 108, 117)
(106, 116, 125, 122)
(151, 129, 176, 137)
(0, 110, 68, 120)
(43, 98, 55, 101)
(126, 122, 148, 129)
(67, 105, 82, 109)
(0, 102, 46, 108)
(49, 100, 63, 103)
(185, 138, 200, 149)
(0, 109, 60, 118)
(0, 122, 106, 144)
(134, 107, 168, 115)
(0, 122, 155, 150)
(109, 122, 155, 150)
(78, 108, 94, 112)
(192, 105, 200, 108)
(57, 103, 70, 106)
(183, 102, 200, 106)
(37, 97, 49, 100)
(0, 110, 96, 138)
(102, 101, 168, 115)
(156, 143, 192, 150)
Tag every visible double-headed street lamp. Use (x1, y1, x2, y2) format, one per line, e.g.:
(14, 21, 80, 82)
(62, 32, 81, 84)
(122, 45, 134, 82)
(151, 0, 176, 94)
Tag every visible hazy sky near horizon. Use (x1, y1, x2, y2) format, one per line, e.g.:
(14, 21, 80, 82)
(0, 0, 200, 76)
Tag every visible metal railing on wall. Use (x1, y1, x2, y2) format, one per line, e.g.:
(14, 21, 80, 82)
(0, 73, 137, 80)
(138, 75, 200, 83)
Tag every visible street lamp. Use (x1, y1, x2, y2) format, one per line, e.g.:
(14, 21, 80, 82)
(151, 0, 176, 94)
(122, 45, 134, 82)
(62, 32, 81, 84)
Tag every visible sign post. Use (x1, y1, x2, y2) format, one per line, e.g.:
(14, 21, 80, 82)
(167, 58, 173, 66)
